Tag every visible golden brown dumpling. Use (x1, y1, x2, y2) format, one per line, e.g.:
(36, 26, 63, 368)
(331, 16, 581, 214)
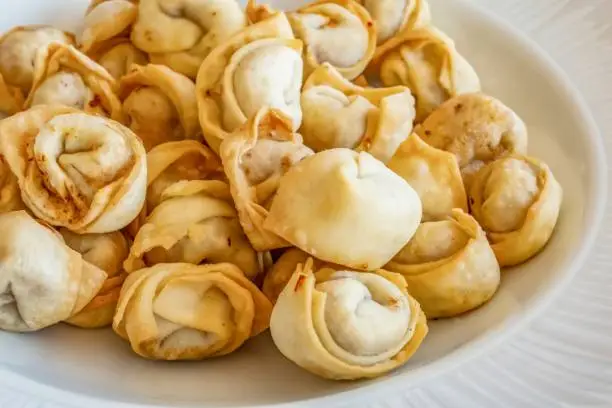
(264, 148, 422, 270)
(25, 43, 123, 121)
(0, 106, 147, 234)
(416, 92, 528, 186)
(359, 0, 430, 47)
(119, 64, 199, 150)
(370, 26, 481, 122)
(131, 0, 247, 78)
(0, 25, 74, 92)
(113, 262, 272, 360)
(61, 230, 129, 328)
(0, 156, 24, 214)
(124, 180, 263, 281)
(0, 73, 24, 118)
(388, 133, 467, 221)
(262, 248, 341, 304)
(301, 63, 415, 162)
(220, 108, 314, 252)
(90, 39, 149, 81)
(286, 0, 377, 80)
(386, 209, 500, 318)
(270, 258, 428, 380)
(79, 0, 138, 53)
(196, 12, 303, 154)
(468, 155, 563, 267)
(0, 211, 107, 332)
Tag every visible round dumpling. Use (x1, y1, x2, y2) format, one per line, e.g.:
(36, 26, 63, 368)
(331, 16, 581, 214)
(119, 64, 199, 150)
(0, 211, 107, 332)
(113, 262, 272, 360)
(468, 155, 563, 267)
(416, 92, 528, 186)
(301, 63, 415, 162)
(0, 25, 74, 91)
(0, 106, 147, 234)
(78, 0, 138, 53)
(386, 209, 500, 318)
(196, 12, 303, 154)
(220, 107, 314, 252)
(370, 26, 481, 121)
(131, 0, 247, 78)
(270, 258, 428, 380)
(264, 148, 422, 270)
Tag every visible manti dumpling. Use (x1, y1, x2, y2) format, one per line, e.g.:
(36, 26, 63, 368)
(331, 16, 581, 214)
(386, 209, 500, 318)
(263, 248, 340, 304)
(78, 0, 138, 54)
(196, 12, 303, 154)
(113, 262, 272, 360)
(124, 180, 263, 281)
(264, 148, 422, 270)
(468, 155, 563, 267)
(285, 0, 377, 80)
(270, 259, 428, 380)
(131, 0, 247, 78)
(370, 26, 481, 122)
(388, 133, 467, 221)
(61, 229, 129, 328)
(0, 25, 74, 92)
(416, 92, 528, 187)
(358, 0, 430, 48)
(88, 38, 150, 81)
(0, 106, 147, 234)
(0, 73, 24, 118)
(24, 43, 124, 121)
(0, 211, 107, 332)
(221, 108, 314, 252)
(301, 63, 415, 163)
(0, 156, 24, 213)
(119, 64, 199, 150)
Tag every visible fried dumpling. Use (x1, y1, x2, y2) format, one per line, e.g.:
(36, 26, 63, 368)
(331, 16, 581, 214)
(468, 155, 563, 267)
(370, 26, 481, 122)
(262, 248, 341, 304)
(61, 229, 129, 328)
(386, 209, 500, 318)
(0, 25, 74, 92)
(0, 106, 147, 234)
(416, 92, 528, 186)
(0, 211, 107, 332)
(25, 43, 123, 121)
(89, 39, 149, 81)
(264, 148, 422, 270)
(220, 108, 314, 252)
(388, 133, 467, 221)
(113, 262, 272, 360)
(301, 63, 415, 162)
(358, 0, 430, 46)
(79, 0, 138, 53)
(270, 259, 428, 380)
(0, 156, 24, 213)
(119, 64, 199, 150)
(286, 0, 377, 80)
(0, 73, 24, 118)
(131, 0, 247, 78)
(196, 12, 303, 154)
(124, 180, 263, 281)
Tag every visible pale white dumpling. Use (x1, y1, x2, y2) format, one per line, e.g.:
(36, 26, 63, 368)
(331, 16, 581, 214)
(264, 148, 422, 270)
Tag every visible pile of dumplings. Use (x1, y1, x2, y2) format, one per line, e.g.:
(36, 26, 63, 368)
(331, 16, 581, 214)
(0, 0, 562, 381)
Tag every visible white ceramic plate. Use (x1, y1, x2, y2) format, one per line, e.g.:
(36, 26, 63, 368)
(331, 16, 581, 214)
(0, 0, 610, 407)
